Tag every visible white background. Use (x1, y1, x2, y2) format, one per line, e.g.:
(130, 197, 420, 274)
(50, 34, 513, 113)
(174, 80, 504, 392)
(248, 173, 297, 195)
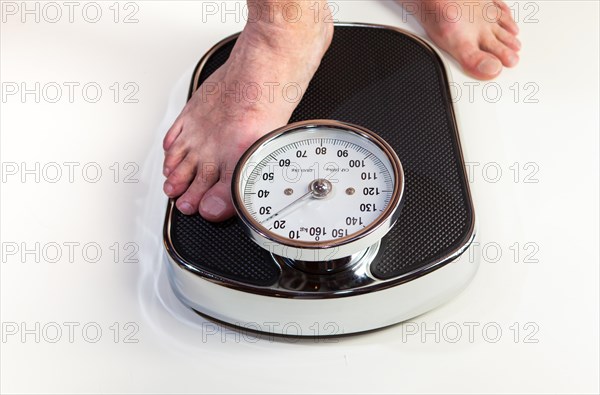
(1, 1, 598, 393)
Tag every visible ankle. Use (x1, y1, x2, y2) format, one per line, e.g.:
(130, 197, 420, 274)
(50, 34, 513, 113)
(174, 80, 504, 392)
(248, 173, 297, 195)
(242, 0, 334, 57)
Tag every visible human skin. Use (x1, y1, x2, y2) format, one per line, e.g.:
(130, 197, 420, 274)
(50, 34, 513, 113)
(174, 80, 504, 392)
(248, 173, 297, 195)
(163, 0, 520, 221)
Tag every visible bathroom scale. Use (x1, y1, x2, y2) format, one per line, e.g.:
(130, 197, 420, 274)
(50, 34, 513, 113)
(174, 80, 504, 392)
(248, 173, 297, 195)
(163, 23, 477, 336)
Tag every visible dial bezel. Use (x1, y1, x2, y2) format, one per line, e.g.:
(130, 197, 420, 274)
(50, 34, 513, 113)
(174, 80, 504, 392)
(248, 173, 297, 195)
(232, 120, 405, 261)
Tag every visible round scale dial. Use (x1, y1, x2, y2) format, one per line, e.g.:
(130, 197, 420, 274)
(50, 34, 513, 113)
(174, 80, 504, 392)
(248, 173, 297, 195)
(233, 120, 404, 262)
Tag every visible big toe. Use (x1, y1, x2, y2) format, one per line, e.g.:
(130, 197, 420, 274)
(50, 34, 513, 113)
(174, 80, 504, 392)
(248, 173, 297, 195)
(199, 181, 236, 222)
(481, 36, 519, 69)
(477, 56, 503, 77)
(454, 43, 504, 80)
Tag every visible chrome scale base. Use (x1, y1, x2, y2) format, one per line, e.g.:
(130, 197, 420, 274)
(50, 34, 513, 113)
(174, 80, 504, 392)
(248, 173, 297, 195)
(166, 235, 478, 336)
(163, 23, 478, 336)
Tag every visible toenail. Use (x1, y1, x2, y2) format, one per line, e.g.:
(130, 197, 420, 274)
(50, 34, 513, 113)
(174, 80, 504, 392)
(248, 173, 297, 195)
(478, 58, 502, 75)
(515, 38, 522, 49)
(164, 183, 174, 195)
(178, 202, 193, 214)
(507, 54, 518, 67)
(201, 196, 226, 218)
(163, 167, 171, 177)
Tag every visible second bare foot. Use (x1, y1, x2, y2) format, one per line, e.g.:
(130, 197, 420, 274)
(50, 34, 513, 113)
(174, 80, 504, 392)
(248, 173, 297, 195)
(399, 0, 521, 79)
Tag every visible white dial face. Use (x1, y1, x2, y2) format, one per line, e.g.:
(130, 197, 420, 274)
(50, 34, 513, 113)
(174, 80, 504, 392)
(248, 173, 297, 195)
(238, 126, 397, 244)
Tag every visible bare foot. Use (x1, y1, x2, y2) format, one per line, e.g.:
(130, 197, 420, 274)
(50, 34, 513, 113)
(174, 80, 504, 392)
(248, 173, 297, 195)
(399, 0, 521, 79)
(163, 2, 333, 221)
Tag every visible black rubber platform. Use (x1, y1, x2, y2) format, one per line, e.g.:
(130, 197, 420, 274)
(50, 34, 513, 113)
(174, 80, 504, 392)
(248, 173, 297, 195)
(165, 25, 474, 285)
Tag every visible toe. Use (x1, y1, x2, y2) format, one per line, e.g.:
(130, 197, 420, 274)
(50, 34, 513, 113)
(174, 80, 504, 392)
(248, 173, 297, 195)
(481, 35, 519, 68)
(174, 160, 221, 215)
(495, 0, 519, 35)
(199, 178, 236, 222)
(163, 118, 184, 152)
(163, 155, 199, 198)
(175, 172, 215, 215)
(451, 41, 503, 80)
(163, 143, 188, 177)
(494, 25, 521, 51)
(493, 0, 511, 15)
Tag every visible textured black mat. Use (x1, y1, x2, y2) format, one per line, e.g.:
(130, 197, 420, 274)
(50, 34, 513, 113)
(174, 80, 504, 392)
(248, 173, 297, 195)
(167, 25, 474, 284)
